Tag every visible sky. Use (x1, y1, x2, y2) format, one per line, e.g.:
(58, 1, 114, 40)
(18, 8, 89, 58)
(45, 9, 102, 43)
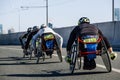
(0, 0, 120, 33)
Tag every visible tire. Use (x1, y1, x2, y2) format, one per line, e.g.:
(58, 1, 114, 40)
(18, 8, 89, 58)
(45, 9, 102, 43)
(36, 43, 42, 64)
(36, 56, 40, 64)
(36, 51, 45, 64)
(29, 51, 32, 60)
(69, 45, 78, 74)
(23, 50, 28, 58)
(101, 40, 112, 72)
(77, 56, 82, 69)
(28, 46, 32, 60)
(76, 41, 82, 70)
(36, 51, 40, 64)
(22, 49, 26, 58)
(23, 43, 32, 59)
(101, 47, 112, 72)
(42, 53, 45, 61)
(56, 47, 63, 62)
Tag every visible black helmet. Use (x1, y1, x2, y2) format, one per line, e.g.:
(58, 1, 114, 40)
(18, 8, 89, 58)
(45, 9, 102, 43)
(27, 27, 32, 32)
(40, 24, 46, 29)
(78, 17, 90, 25)
(33, 26, 39, 31)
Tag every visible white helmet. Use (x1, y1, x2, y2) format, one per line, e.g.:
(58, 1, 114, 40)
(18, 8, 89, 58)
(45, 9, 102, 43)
(40, 24, 47, 29)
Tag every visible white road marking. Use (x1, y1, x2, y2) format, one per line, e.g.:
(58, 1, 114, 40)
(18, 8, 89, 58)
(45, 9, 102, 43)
(0, 46, 120, 73)
(96, 64, 120, 73)
(0, 47, 22, 51)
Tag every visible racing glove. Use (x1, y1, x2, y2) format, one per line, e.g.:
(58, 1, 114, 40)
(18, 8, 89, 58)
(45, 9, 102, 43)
(65, 51, 71, 63)
(110, 52, 117, 60)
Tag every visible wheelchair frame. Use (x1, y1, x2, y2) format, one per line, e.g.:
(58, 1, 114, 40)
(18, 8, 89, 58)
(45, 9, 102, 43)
(22, 39, 33, 60)
(69, 35, 112, 74)
(36, 33, 63, 64)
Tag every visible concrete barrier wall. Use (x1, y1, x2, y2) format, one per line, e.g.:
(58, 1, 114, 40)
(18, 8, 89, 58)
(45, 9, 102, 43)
(0, 32, 24, 45)
(94, 22, 115, 42)
(94, 21, 120, 49)
(0, 21, 120, 49)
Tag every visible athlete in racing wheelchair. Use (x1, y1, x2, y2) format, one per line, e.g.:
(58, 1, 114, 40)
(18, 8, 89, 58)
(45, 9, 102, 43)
(65, 17, 117, 73)
(31, 24, 63, 63)
(19, 27, 32, 49)
(19, 27, 33, 58)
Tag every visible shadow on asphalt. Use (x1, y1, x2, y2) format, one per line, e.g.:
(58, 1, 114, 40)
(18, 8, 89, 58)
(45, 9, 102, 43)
(0, 57, 61, 65)
(0, 56, 53, 61)
(0, 57, 36, 61)
(1, 70, 108, 77)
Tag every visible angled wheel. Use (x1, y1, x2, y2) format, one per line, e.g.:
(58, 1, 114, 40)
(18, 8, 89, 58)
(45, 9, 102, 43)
(76, 41, 82, 70)
(56, 47, 63, 62)
(29, 48, 33, 60)
(29, 51, 32, 60)
(77, 55, 82, 69)
(69, 44, 78, 74)
(36, 54, 40, 64)
(27, 45, 33, 60)
(36, 42, 45, 64)
(101, 40, 112, 72)
(22, 50, 28, 58)
(22, 49, 26, 58)
(36, 48, 45, 64)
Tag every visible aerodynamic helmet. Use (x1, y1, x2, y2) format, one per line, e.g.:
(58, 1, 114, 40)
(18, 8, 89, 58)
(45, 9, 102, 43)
(40, 24, 46, 29)
(27, 27, 32, 32)
(78, 17, 90, 25)
(33, 26, 39, 31)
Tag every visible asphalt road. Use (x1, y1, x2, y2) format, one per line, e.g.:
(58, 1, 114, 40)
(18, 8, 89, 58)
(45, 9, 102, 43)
(0, 46, 120, 80)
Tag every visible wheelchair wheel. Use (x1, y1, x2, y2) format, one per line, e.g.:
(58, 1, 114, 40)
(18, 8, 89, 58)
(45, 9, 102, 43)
(29, 48, 33, 60)
(77, 56, 82, 69)
(36, 44, 45, 64)
(76, 42, 82, 70)
(28, 46, 33, 60)
(22, 50, 28, 58)
(23, 49, 27, 58)
(36, 51, 45, 64)
(56, 47, 63, 62)
(101, 40, 112, 72)
(69, 44, 78, 74)
(36, 55, 40, 64)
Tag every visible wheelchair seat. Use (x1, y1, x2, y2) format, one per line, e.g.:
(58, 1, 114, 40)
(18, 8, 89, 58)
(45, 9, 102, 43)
(77, 35, 102, 59)
(41, 33, 56, 51)
(36, 32, 63, 63)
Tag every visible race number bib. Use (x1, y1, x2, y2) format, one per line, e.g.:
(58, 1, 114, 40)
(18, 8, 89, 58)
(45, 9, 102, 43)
(44, 34, 54, 40)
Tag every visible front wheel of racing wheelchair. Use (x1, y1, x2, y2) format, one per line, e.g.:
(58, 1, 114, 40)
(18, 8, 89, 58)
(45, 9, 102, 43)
(69, 35, 112, 74)
(36, 33, 63, 63)
(36, 38, 45, 64)
(23, 42, 33, 60)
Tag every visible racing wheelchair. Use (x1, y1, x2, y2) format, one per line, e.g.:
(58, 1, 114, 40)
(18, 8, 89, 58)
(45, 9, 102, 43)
(69, 35, 112, 74)
(35, 33, 63, 64)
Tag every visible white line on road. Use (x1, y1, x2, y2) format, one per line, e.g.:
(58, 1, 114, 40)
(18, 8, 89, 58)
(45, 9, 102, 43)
(0, 46, 120, 73)
(0, 47, 22, 51)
